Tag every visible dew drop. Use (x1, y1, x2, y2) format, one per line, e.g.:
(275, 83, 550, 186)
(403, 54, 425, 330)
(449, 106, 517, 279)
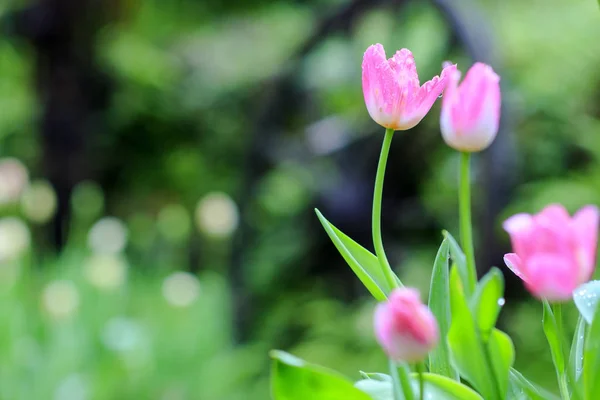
(497, 298, 505, 306)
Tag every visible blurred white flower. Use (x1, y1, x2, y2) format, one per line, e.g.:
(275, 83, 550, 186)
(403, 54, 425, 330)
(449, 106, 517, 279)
(157, 204, 192, 243)
(87, 217, 128, 254)
(54, 374, 88, 400)
(42, 280, 79, 320)
(0, 158, 28, 205)
(162, 271, 201, 307)
(83, 254, 127, 290)
(101, 317, 146, 353)
(0, 217, 31, 263)
(195, 192, 239, 238)
(20, 180, 57, 224)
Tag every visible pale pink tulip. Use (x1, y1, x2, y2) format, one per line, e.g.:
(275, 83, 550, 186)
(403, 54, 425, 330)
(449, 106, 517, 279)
(503, 204, 599, 302)
(374, 288, 439, 362)
(440, 62, 501, 152)
(362, 44, 456, 131)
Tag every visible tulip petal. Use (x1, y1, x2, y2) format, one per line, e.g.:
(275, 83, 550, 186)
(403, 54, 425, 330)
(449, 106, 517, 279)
(535, 204, 572, 229)
(503, 213, 534, 259)
(439, 62, 500, 152)
(362, 44, 398, 128)
(374, 302, 395, 355)
(412, 63, 457, 125)
(573, 205, 599, 281)
(503, 253, 527, 282)
(526, 253, 578, 302)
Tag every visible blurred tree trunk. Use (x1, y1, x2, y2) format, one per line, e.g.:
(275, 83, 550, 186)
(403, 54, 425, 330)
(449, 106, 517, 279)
(11, 0, 115, 249)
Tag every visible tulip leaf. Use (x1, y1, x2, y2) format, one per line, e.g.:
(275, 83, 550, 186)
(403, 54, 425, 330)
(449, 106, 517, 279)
(359, 372, 392, 382)
(487, 328, 515, 399)
(443, 230, 475, 298)
(270, 350, 372, 400)
(508, 368, 560, 400)
(315, 209, 388, 300)
(471, 267, 505, 342)
(573, 280, 600, 324)
(448, 266, 497, 400)
(569, 315, 586, 390)
(428, 237, 459, 380)
(584, 302, 600, 399)
(355, 373, 483, 400)
(542, 301, 565, 377)
(354, 379, 392, 400)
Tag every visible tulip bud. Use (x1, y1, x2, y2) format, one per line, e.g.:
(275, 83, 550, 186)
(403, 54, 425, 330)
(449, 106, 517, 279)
(374, 288, 439, 362)
(503, 204, 599, 302)
(440, 63, 501, 152)
(362, 44, 456, 131)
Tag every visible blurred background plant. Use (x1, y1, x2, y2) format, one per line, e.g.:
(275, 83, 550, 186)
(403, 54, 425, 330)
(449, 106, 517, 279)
(0, 0, 598, 398)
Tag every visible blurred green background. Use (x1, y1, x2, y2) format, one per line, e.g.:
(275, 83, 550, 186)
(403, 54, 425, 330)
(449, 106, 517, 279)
(0, 0, 599, 398)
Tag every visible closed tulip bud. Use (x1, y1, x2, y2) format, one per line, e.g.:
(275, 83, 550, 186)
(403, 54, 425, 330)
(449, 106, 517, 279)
(374, 288, 439, 362)
(362, 44, 456, 131)
(503, 204, 599, 302)
(440, 62, 501, 152)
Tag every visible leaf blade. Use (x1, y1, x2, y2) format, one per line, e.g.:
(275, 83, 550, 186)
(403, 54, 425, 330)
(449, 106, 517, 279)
(428, 237, 458, 380)
(270, 350, 372, 400)
(315, 209, 387, 300)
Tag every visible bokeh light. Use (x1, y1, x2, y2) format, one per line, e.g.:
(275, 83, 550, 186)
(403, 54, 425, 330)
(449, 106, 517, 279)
(42, 280, 80, 320)
(83, 254, 128, 290)
(162, 271, 201, 307)
(20, 180, 58, 224)
(87, 217, 128, 254)
(195, 192, 239, 238)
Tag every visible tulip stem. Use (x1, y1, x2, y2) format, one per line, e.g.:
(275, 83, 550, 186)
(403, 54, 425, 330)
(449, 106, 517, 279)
(373, 128, 401, 292)
(416, 361, 426, 400)
(458, 152, 477, 292)
(551, 303, 571, 400)
(390, 360, 414, 400)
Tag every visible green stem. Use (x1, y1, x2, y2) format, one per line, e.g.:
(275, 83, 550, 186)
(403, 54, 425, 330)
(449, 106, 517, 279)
(373, 128, 401, 292)
(390, 360, 414, 400)
(458, 152, 477, 292)
(416, 362, 426, 400)
(481, 333, 504, 400)
(552, 303, 571, 400)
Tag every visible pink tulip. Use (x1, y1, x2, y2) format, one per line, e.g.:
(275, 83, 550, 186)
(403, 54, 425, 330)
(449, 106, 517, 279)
(362, 44, 456, 131)
(503, 204, 599, 302)
(440, 62, 501, 152)
(374, 288, 439, 362)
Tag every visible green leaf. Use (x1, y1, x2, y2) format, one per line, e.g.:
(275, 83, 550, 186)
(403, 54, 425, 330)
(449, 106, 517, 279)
(488, 329, 515, 398)
(355, 373, 484, 400)
(584, 302, 600, 399)
(270, 350, 372, 400)
(359, 372, 392, 382)
(443, 230, 474, 298)
(355, 379, 392, 400)
(428, 237, 459, 380)
(508, 368, 560, 400)
(448, 266, 496, 400)
(542, 301, 565, 377)
(471, 268, 505, 342)
(573, 280, 600, 324)
(569, 315, 586, 384)
(315, 209, 388, 301)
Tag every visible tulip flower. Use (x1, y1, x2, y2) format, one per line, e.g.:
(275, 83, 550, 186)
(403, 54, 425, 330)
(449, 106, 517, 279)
(362, 44, 456, 131)
(440, 62, 501, 152)
(374, 288, 439, 362)
(503, 204, 599, 302)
